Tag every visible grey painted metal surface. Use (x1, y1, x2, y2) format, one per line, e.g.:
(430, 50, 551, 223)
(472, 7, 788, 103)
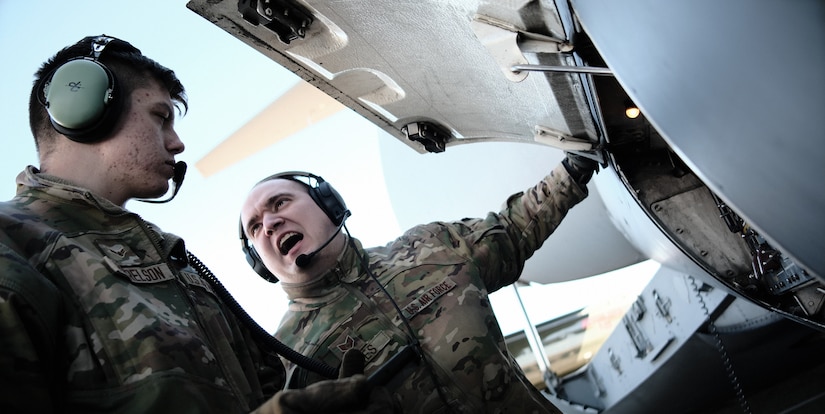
(572, 0, 825, 278)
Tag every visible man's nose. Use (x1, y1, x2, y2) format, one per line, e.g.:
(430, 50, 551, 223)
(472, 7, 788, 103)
(262, 213, 283, 235)
(167, 130, 185, 155)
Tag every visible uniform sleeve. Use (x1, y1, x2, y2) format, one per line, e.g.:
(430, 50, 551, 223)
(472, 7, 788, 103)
(0, 243, 63, 413)
(234, 316, 287, 406)
(456, 163, 589, 292)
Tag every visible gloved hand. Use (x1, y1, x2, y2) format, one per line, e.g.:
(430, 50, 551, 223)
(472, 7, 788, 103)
(562, 151, 600, 187)
(253, 349, 399, 414)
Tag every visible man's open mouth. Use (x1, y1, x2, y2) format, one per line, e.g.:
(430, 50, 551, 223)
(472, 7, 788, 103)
(279, 232, 303, 255)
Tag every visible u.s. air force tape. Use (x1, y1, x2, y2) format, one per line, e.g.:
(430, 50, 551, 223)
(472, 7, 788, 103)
(401, 276, 457, 319)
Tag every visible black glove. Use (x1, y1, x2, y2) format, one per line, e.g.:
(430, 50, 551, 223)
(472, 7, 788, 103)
(562, 151, 599, 187)
(253, 349, 399, 414)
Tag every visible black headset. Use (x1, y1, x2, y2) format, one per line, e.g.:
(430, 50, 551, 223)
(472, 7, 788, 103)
(39, 35, 123, 143)
(239, 171, 349, 283)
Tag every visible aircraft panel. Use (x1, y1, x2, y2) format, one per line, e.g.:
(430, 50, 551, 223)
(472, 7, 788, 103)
(187, 0, 600, 154)
(571, 0, 825, 279)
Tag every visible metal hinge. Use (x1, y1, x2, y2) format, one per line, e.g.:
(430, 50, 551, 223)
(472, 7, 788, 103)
(402, 121, 450, 153)
(238, 0, 313, 44)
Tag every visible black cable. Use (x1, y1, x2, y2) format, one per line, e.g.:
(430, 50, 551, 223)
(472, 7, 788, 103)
(186, 251, 338, 379)
(688, 276, 751, 414)
(345, 226, 457, 413)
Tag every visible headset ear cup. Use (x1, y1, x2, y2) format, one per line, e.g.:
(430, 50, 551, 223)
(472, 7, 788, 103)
(244, 244, 279, 283)
(311, 181, 349, 225)
(239, 219, 279, 283)
(43, 58, 120, 142)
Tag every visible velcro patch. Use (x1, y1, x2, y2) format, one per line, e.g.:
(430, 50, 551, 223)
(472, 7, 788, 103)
(329, 328, 364, 362)
(120, 263, 175, 284)
(401, 276, 457, 319)
(95, 239, 142, 266)
(180, 270, 217, 296)
(328, 329, 391, 364)
(361, 331, 390, 362)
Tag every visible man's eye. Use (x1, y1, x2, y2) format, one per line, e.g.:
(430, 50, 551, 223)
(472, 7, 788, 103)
(275, 199, 288, 209)
(249, 224, 261, 236)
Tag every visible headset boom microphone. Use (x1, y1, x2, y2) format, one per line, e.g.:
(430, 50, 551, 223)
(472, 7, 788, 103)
(137, 161, 187, 204)
(295, 211, 349, 268)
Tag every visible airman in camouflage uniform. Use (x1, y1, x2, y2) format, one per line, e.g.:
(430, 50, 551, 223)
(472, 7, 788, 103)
(239, 155, 598, 413)
(1, 35, 395, 414)
(0, 168, 286, 413)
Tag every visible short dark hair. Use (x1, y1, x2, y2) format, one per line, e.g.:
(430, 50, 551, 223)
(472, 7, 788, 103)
(28, 35, 188, 149)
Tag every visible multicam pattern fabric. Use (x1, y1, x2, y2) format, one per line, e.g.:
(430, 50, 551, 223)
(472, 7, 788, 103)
(276, 164, 586, 414)
(0, 166, 284, 413)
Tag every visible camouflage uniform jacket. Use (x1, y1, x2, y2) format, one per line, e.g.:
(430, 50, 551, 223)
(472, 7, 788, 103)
(0, 167, 284, 413)
(276, 164, 586, 414)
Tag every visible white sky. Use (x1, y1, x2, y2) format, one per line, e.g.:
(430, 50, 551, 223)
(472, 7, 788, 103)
(0, 0, 656, 336)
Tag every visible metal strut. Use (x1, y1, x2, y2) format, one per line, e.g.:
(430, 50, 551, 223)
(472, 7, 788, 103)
(511, 64, 613, 76)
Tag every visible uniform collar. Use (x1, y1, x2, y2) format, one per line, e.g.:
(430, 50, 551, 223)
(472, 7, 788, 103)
(16, 165, 186, 260)
(17, 165, 126, 214)
(281, 237, 366, 303)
